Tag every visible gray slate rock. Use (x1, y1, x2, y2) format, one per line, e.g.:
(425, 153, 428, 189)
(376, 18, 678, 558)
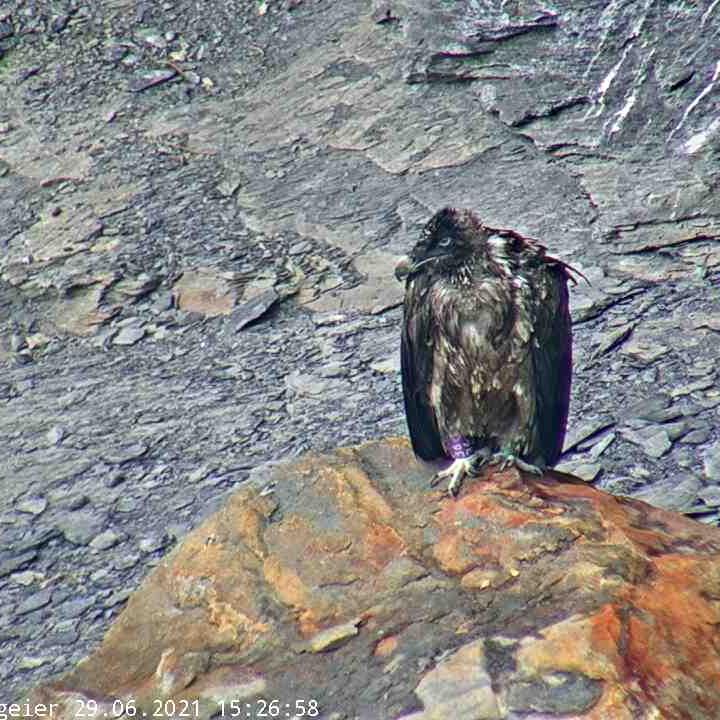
(589, 433, 616, 460)
(632, 474, 701, 512)
(129, 68, 177, 92)
(15, 588, 53, 616)
(703, 442, 720, 482)
(234, 288, 280, 331)
(698, 486, 720, 508)
(16, 496, 48, 515)
(56, 512, 106, 546)
(90, 530, 123, 550)
(682, 427, 711, 445)
(46, 425, 66, 446)
(113, 325, 146, 346)
(139, 535, 167, 554)
(562, 417, 615, 454)
(554, 461, 603, 482)
(60, 597, 95, 619)
(102, 442, 148, 464)
(507, 672, 603, 714)
(0, 551, 38, 578)
(621, 427, 673, 459)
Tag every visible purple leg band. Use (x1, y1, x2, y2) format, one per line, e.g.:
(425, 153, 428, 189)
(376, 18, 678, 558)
(445, 436, 477, 460)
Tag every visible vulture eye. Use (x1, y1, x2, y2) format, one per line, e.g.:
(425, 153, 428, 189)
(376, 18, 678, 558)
(437, 236, 453, 247)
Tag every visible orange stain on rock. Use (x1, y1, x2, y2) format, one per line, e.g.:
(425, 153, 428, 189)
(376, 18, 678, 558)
(438, 489, 530, 530)
(263, 555, 311, 612)
(588, 604, 624, 676)
(302, 531, 354, 557)
(517, 605, 624, 681)
(624, 553, 720, 704)
(374, 635, 398, 657)
(362, 522, 406, 570)
(582, 685, 639, 720)
(329, 463, 395, 524)
(207, 596, 269, 644)
(625, 614, 668, 692)
(433, 533, 480, 575)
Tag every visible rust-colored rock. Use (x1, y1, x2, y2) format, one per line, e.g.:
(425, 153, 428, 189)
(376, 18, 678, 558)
(24, 439, 720, 719)
(172, 267, 243, 316)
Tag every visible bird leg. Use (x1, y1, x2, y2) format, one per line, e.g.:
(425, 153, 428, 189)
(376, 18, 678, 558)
(431, 448, 490, 496)
(489, 449, 544, 475)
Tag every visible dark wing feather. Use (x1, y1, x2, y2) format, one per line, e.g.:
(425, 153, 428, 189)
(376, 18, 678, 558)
(530, 263, 572, 466)
(400, 278, 445, 461)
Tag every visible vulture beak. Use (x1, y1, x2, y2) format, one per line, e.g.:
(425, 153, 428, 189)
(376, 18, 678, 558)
(394, 255, 413, 282)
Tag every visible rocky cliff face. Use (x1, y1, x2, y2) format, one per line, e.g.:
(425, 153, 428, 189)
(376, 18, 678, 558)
(26, 439, 720, 719)
(2, 0, 719, 699)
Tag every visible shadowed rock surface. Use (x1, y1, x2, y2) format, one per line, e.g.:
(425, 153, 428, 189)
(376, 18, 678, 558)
(2, 0, 720, 698)
(25, 439, 720, 718)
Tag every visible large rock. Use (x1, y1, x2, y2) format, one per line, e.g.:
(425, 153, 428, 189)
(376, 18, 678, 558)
(25, 439, 720, 718)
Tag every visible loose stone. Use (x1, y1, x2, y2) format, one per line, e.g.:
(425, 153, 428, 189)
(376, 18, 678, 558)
(15, 588, 53, 616)
(90, 530, 122, 550)
(16, 496, 48, 515)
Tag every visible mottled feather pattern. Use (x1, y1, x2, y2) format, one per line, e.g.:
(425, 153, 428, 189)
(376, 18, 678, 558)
(398, 207, 573, 468)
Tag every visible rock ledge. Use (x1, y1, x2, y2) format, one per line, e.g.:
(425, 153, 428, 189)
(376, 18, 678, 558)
(26, 438, 720, 719)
